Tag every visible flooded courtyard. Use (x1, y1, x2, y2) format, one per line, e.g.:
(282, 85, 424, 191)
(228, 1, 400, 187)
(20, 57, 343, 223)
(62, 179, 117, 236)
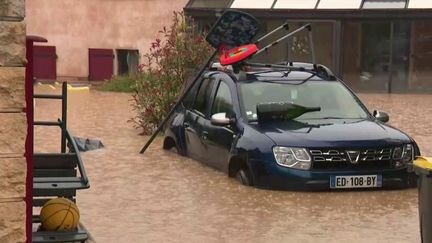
(34, 86, 432, 243)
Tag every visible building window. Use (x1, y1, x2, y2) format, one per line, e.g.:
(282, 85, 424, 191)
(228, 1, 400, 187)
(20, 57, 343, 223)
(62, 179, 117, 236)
(409, 0, 432, 8)
(409, 20, 432, 91)
(318, 0, 362, 9)
(231, 0, 274, 9)
(362, 0, 407, 9)
(342, 21, 432, 93)
(273, 0, 317, 9)
(390, 22, 411, 92)
(189, 0, 232, 8)
(116, 49, 139, 75)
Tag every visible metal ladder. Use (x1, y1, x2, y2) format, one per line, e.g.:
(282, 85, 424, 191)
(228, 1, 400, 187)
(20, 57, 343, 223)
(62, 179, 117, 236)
(32, 82, 90, 243)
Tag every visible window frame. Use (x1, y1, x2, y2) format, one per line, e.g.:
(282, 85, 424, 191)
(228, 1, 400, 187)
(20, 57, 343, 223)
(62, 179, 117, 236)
(188, 0, 233, 8)
(210, 79, 235, 117)
(361, 0, 407, 9)
(191, 76, 217, 118)
(182, 77, 203, 110)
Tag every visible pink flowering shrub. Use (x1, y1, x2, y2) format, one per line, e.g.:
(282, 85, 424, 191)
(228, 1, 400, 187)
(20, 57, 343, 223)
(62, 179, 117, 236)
(130, 12, 213, 135)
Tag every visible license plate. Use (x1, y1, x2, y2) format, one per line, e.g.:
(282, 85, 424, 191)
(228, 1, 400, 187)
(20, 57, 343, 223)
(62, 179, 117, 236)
(330, 175, 382, 189)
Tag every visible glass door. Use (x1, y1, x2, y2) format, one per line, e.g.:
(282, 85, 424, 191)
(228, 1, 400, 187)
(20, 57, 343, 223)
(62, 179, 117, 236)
(408, 20, 432, 92)
(342, 21, 411, 93)
(360, 22, 391, 92)
(390, 22, 411, 92)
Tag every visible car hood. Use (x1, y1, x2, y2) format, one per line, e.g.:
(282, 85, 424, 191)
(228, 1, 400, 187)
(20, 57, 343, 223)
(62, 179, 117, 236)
(249, 119, 412, 148)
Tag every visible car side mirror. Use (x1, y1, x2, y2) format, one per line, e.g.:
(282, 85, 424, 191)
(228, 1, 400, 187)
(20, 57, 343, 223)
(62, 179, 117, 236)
(211, 113, 233, 126)
(373, 110, 389, 123)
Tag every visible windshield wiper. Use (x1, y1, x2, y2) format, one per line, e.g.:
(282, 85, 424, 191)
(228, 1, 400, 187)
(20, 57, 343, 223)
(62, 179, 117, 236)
(307, 117, 363, 120)
(319, 117, 345, 119)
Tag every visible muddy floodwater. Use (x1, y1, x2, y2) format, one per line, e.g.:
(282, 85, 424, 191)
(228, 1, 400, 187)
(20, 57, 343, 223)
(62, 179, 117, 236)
(34, 85, 432, 243)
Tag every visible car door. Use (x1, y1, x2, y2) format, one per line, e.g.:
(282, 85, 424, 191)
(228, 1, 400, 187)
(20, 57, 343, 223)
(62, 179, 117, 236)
(183, 77, 216, 161)
(203, 79, 237, 171)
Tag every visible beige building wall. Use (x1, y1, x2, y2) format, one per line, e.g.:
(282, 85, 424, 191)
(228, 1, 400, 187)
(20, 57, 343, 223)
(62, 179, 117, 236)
(0, 0, 27, 242)
(26, 0, 189, 81)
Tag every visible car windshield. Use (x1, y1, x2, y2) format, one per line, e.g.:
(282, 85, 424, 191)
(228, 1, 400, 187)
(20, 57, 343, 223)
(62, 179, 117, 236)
(239, 80, 369, 121)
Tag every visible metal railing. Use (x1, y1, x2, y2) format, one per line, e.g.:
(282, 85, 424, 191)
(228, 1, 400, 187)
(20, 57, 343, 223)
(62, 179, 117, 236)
(33, 82, 89, 190)
(33, 82, 68, 153)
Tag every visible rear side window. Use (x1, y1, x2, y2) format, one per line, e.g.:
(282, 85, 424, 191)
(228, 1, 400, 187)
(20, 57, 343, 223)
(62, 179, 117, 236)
(193, 78, 214, 115)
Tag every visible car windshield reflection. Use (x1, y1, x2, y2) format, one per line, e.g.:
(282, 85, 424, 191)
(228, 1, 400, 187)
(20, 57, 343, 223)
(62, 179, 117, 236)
(239, 80, 368, 122)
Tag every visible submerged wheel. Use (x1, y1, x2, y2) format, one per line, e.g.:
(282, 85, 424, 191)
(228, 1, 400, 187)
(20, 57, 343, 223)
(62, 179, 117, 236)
(235, 167, 253, 186)
(162, 137, 176, 151)
(162, 137, 186, 156)
(162, 137, 179, 153)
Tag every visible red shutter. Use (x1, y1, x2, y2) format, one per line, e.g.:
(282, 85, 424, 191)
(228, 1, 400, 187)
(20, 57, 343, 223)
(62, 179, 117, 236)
(34, 46, 57, 80)
(89, 49, 114, 81)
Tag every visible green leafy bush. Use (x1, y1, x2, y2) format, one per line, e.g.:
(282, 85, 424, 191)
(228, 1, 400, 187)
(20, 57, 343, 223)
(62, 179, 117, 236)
(130, 12, 213, 135)
(99, 75, 136, 92)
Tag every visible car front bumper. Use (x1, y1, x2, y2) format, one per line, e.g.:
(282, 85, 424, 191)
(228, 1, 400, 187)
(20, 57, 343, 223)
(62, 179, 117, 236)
(248, 159, 417, 191)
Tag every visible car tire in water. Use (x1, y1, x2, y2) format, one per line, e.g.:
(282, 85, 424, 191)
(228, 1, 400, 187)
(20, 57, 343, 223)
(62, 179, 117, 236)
(163, 137, 177, 152)
(163, 137, 187, 156)
(236, 168, 253, 186)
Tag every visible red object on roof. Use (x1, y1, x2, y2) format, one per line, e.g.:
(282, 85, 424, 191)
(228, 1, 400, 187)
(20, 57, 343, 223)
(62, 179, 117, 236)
(220, 44, 258, 66)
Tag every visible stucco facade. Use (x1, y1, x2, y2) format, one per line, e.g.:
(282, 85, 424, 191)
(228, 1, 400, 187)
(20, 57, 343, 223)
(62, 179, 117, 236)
(0, 0, 27, 242)
(26, 0, 189, 81)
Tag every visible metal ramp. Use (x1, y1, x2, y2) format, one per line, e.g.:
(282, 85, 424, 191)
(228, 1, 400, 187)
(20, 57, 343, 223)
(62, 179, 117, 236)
(32, 82, 90, 243)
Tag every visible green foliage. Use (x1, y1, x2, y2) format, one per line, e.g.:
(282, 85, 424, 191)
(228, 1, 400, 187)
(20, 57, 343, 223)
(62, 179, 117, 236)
(99, 75, 136, 93)
(130, 11, 213, 135)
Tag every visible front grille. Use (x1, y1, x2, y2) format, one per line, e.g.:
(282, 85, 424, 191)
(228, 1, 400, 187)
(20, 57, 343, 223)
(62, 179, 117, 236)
(310, 148, 393, 170)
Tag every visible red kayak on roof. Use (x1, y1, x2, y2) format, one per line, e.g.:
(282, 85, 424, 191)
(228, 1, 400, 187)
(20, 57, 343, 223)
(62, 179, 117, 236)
(220, 44, 259, 66)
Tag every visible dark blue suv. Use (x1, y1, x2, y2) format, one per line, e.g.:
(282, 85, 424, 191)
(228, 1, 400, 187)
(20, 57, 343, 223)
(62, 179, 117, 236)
(163, 64, 419, 190)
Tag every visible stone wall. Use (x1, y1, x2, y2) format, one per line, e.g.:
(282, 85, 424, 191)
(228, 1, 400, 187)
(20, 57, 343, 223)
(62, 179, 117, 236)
(0, 0, 27, 242)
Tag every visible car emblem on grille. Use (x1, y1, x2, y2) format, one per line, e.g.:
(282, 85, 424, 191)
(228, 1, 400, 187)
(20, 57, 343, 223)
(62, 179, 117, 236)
(346, 151, 360, 164)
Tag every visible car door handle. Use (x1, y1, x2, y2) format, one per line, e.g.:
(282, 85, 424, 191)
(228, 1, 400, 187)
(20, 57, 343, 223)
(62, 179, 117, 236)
(202, 131, 209, 140)
(184, 122, 195, 133)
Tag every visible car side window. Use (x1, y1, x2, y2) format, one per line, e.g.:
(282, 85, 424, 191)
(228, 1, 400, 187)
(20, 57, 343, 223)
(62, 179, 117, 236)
(211, 81, 234, 116)
(193, 78, 214, 116)
(182, 78, 201, 109)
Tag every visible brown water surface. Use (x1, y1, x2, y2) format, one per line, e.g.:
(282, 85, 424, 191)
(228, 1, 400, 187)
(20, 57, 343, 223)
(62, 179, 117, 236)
(34, 86, 431, 243)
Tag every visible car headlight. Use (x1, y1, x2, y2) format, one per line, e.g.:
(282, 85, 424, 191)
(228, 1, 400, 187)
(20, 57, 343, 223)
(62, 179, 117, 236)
(393, 144, 414, 168)
(273, 146, 311, 170)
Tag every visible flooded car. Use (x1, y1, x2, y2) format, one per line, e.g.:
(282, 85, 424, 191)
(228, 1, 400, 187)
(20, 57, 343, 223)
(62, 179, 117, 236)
(164, 64, 420, 190)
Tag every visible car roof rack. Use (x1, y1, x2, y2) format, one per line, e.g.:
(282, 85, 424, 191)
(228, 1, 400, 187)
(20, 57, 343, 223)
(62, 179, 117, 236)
(245, 62, 336, 81)
(206, 15, 336, 81)
(210, 61, 336, 81)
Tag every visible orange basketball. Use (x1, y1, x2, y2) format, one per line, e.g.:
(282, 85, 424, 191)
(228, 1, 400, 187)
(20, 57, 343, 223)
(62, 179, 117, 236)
(40, 198, 80, 231)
